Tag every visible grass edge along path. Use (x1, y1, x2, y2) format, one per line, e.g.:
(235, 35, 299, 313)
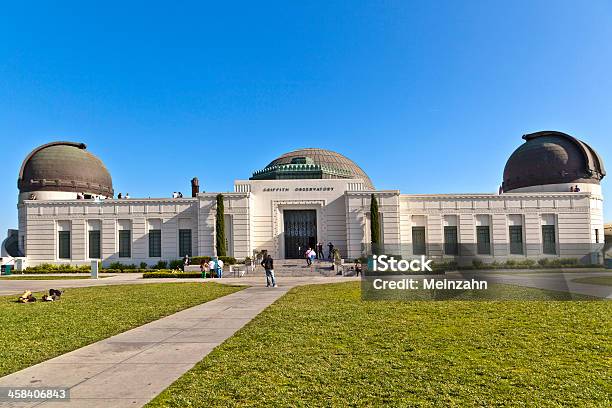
(0, 282, 244, 377)
(148, 281, 610, 407)
(572, 275, 612, 286)
(0, 275, 111, 280)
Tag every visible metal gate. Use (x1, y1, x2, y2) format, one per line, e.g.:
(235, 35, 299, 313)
(284, 210, 317, 259)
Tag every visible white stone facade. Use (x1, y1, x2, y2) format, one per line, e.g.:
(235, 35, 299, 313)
(17, 178, 605, 267)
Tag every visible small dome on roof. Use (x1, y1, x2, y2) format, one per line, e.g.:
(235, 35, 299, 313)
(502, 131, 605, 192)
(18, 141, 114, 197)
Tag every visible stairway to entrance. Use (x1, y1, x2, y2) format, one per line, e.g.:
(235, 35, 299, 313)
(248, 259, 338, 277)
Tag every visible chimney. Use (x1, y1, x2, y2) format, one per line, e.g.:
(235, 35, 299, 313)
(191, 177, 200, 197)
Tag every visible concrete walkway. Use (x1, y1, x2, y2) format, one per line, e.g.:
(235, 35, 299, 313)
(0, 285, 293, 407)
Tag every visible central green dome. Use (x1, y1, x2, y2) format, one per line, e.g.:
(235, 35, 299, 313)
(251, 148, 373, 189)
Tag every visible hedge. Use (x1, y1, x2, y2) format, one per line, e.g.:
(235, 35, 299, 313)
(143, 271, 203, 279)
(25, 263, 93, 273)
(189, 256, 237, 265)
(20, 268, 159, 274)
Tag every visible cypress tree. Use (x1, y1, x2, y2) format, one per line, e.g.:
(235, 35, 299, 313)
(216, 194, 227, 257)
(370, 193, 381, 253)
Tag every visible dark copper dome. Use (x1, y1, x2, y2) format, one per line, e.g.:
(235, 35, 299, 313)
(502, 131, 605, 192)
(18, 141, 114, 197)
(251, 148, 373, 189)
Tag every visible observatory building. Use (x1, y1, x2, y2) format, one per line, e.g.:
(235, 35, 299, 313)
(2, 131, 606, 267)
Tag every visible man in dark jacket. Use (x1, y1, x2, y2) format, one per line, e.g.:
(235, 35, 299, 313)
(261, 254, 277, 287)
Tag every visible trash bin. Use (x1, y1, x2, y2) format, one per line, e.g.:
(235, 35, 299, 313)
(4, 265, 11, 276)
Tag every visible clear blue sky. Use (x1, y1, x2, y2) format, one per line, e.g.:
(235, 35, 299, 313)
(1, 1, 611, 236)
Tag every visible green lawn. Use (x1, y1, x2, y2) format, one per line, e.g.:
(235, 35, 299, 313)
(0, 275, 110, 280)
(148, 282, 610, 407)
(573, 276, 612, 286)
(484, 268, 609, 274)
(0, 282, 243, 377)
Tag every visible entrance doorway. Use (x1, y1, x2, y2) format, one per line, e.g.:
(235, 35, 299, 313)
(284, 210, 317, 259)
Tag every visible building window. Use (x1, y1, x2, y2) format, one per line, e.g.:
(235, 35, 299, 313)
(595, 229, 600, 244)
(179, 229, 192, 257)
(542, 225, 556, 254)
(89, 230, 101, 259)
(149, 229, 161, 258)
(119, 230, 131, 258)
(412, 227, 426, 255)
(509, 226, 523, 255)
(476, 226, 491, 255)
(58, 231, 71, 259)
(444, 226, 458, 255)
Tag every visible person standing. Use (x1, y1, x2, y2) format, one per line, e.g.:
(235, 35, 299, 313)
(328, 242, 334, 260)
(200, 259, 207, 278)
(183, 254, 190, 271)
(317, 242, 324, 259)
(208, 258, 216, 278)
(261, 254, 276, 287)
(217, 257, 224, 278)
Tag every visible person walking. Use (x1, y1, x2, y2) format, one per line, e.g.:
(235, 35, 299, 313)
(306, 247, 316, 266)
(183, 254, 190, 271)
(261, 254, 276, 287)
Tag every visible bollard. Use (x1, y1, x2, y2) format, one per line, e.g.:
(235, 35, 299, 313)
(91, 260, 99, 279)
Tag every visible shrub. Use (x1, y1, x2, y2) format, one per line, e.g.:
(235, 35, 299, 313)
(191, 256, 211, 265)
(219, 256, 236, 265)
(190, 256, 236, 266)
(505, 259, 516, 267)
(25, 263, 90, 272)
(216, 194, 227, 257)
(538, 258, 550, 266)
(100, 268, 153, 273)
(140, 262, 148, 269)
(107, 262, 138, 271)
(431, 261, 457, 272)
(154, 260, 168, 269)
(472, 259, 484, 268)
(169, 259, 184, 270)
